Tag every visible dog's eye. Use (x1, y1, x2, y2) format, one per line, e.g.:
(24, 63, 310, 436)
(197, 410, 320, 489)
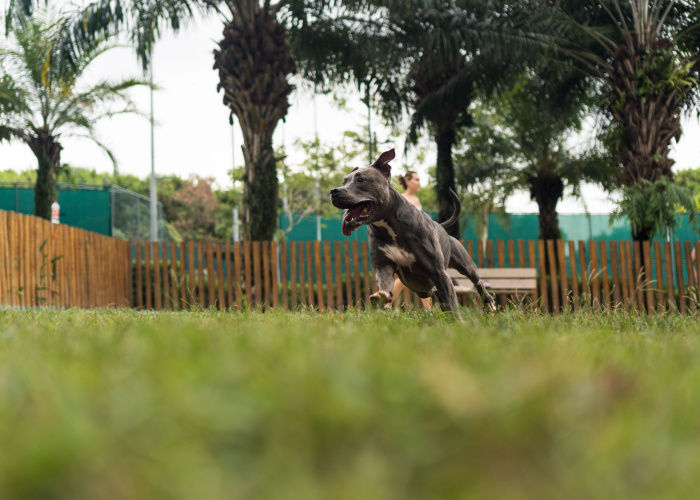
(357, 177, 364, 183)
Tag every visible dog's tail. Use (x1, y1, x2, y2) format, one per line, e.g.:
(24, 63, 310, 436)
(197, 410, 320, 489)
(440, 188, 461, 229)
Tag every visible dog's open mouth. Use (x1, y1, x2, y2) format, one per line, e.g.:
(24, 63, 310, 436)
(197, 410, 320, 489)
(342, 201, 375, 236)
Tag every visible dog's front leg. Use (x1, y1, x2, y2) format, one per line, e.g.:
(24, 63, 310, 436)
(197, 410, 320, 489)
(369, 264, 397, 308)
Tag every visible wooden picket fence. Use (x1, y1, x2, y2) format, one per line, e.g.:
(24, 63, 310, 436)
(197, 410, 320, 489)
(0, 209, 131, 308)
(3, 208, 700, 314)
(130, 238, 700, 314)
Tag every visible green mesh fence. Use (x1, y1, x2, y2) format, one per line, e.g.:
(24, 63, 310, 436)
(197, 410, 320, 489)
(0, 182, 167, 240)
(279, 211, 699, 243)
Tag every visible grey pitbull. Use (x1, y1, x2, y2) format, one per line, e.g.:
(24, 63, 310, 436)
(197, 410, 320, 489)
(330, 149, 496, 316)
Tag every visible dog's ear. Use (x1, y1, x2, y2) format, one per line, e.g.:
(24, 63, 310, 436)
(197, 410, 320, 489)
(371, 149, 395, 178)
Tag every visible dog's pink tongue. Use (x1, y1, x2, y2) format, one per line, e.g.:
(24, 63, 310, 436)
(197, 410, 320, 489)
(342, 206, 365, 236)
(342, 211, 354, 236)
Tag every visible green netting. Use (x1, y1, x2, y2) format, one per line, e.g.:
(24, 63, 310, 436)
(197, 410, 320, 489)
(0, 182, 167, 240)
(279, 211, 699, 243)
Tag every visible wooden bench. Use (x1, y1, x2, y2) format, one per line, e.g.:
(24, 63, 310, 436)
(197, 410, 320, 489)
(447, 268, 538, 307)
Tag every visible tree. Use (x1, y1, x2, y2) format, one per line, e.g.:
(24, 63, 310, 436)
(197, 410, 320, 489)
(169, 175, 221, 241)
(677, 168, 700, 209)
(0, 8, 149, 220)
(610, 178, 697, 241)
(550, 0, 700, 240)
(456, 70, 616, 241)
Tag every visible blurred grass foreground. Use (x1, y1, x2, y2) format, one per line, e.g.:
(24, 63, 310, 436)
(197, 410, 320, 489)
(1, 308, 700, 499)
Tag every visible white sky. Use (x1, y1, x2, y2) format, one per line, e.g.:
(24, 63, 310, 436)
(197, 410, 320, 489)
(1, 7, 699, 214)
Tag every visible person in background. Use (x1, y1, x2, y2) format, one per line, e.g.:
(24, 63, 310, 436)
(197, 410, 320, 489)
(393, 171, 432, 310)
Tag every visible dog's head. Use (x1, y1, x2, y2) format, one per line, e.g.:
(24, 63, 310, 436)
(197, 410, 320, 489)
(330, 149, 395, 236)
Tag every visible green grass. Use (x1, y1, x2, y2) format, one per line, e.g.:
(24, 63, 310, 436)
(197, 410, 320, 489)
(1, 307, 700, 499)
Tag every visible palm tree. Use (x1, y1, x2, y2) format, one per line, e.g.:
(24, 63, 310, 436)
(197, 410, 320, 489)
(550, 0, 700, 240)
(213, 1, 296, 241)
(0, 9, 149, 220)
(456, 70, 616, 241)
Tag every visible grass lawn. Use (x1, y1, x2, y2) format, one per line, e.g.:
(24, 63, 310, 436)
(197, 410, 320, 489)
(1, 307, 700, 499)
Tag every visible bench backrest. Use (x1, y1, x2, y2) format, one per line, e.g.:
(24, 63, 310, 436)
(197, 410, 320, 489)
(447, 268, 537, 293)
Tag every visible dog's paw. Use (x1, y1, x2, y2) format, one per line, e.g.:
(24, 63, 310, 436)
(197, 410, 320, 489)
(369, 290, 392, 307)
(485, 297, 497, 313)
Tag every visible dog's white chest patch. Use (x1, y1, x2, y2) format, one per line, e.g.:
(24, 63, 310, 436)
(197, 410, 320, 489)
(372, 219, 398, 243)
(381, 245, 416, 269)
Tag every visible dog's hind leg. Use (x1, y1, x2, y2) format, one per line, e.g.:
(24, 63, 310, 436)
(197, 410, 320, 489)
(433, 270, 462, 319)
(448, 238, 496, 312)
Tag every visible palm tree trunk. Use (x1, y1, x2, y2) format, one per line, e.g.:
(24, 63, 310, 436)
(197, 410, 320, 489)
(529, 174, 563, 241)
(435, 128, 459, 238)
(214, 8, 295, 241)
(26, 127, 62, 220)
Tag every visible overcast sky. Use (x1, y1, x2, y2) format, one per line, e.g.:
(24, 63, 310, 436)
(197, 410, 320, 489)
(1, 5, 699, 214)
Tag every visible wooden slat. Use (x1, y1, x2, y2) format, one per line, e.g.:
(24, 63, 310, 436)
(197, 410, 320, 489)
(334, 242, 343, 309)
(152, 242, 162, 310)
(144, 241, 152, 309)
(496, 239, 505, 267)
(244, 241, 252, 309)
(170, 242, 179, 309)
(684, 241, 696, 313)
(305, 242, 315, 308)
(234, 242, 242, 310)
(324, 241, 334, 310)
(290, 242, 298, 307)
(588, 241, 600, 310)
(298, 242, 307, 306)
(271, 241, 279, 309)
(507, 240, 516, 268)
(597, 241, 610, 309)
(135, 242, 143, 309)
(217, 243, 226, 310)
(568, 240, 579, 311)
(180, 242, 187, 309)
(225, 242, 233, 309)
(476, 269, 537, 278)
(643, 241, 654, 314)
(187, 242, 195, 308)
(557, 240, 569, 312)
(674, 241, 686, 314)
(496, 239, 507, 306)
(344, 241, 352, 309)
(314, 241, 325, 312)
(161, 242, 170, 310)
(654, 241, 665, 312)
(476, 240, 484, 269)
(618, 242, 630, 308)
(352, 241, 361, 309)
(527, 240, 538, 304)
(486, 240, 494, 268)
(205, 242, 215, 308)
(253, 241, 262, 307)
(546, 240, 559, 314)
(517, 240, 526, 268)
(262, 241, 271, 309)
(537, 240, 548, 313)
(664, 241, 676, 311)
(280, 242, 288, 310)
(633, 241, 643, 310)
(578, 241, 590, 302)
(361, 241, 371, 305)
(197, 243, 205, 308)
(0, 212, 6, 305)
(466, 241, 474, 263)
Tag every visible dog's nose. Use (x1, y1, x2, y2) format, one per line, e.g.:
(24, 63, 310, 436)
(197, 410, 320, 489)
(330, 188, 341, 197)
